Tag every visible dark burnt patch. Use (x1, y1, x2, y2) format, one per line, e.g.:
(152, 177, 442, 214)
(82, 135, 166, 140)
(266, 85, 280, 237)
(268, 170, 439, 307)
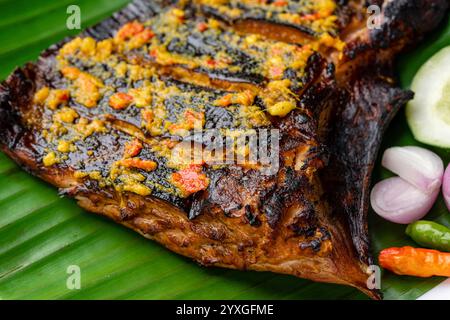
(299, 227, 331, 253)
(261, 167, 311, 227)
(370, 0, 449, 49)
(245, 204, 261, 227)
(206, 166, 275, 217)
(324, 73, 414, 265)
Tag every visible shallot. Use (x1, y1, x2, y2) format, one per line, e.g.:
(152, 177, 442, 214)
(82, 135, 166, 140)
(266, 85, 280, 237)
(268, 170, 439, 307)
(442, 164, 450, 211)
(370, 177, 439, 224)
(381, 146, 443, 194)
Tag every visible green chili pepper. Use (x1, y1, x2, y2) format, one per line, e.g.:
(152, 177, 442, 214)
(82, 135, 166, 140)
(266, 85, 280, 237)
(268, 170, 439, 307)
(406, 220, 450, 252)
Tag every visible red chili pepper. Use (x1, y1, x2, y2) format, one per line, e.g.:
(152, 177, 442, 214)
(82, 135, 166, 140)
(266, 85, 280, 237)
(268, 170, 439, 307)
(171, 165, 209, 195)
(379, 246, 450, 277)
(109, 92, 134, 110)
(142, 109, 154, 124)
(61, 66, 81, 80)
(184, 109, 204, 128)
(273, 0, 288, 7)
(269, 66, 284, 78)
(214, 94, 233, 107)
(119, 158, 157, 171)
(197, 22, 208, 32)
(57, 90, 70, 102)
(124, 139, 143, 158)
(206, 59, 216, 67)
(135, 29, 155, 43)
(150, 49, 158, 58)
(116, 21, 145, 40)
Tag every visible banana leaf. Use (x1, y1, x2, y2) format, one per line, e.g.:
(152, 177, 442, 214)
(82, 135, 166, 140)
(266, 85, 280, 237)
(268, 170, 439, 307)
(0, 0, 448, 300)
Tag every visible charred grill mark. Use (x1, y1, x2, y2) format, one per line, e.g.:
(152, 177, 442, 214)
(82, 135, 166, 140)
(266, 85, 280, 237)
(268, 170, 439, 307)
(33, 51, 270, 147)
(112, 5, 329, 92)
(192, 0, 337, 37)
(342, 0, 448, 64)
(53, 122, 188, 206)
(299, 227, 331, 253)
(261, 191, 282, 228)
(245, 204, 261, 227)
(288, 203, 320, 239)
(260, 167, 311, 227)
(291, 225, 316, 238)
(140, 13, 265, 84)
(188, 190, 208, 220)
(244, 18, 317, 37)
(206, 167, 275, 217)
(193, 66, 264, 85)
(370, 0, 449, 49)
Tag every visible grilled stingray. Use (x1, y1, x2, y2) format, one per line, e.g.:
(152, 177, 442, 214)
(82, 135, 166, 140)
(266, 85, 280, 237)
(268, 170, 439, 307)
(0, 0, 447, 299)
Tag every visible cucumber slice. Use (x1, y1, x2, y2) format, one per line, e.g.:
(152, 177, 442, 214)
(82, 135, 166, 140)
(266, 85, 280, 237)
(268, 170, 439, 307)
(406, 46, 450, 148)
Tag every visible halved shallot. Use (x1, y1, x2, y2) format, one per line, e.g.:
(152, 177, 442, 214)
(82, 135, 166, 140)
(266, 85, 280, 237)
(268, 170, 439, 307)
(381, 146, 444, 194)
(370, 177, 440, 224)
(442, 164, 450, 211)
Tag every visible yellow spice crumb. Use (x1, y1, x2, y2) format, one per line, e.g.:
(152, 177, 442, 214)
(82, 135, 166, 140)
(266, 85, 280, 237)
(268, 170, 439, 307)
(89, 171, 102, 180)
(208, 18, 220, 29)
(54, 107, 79, 124)
(47, 89, 70, 110)
(57, 140, 72, 153)
(267, 101, 297, 117)
(74, 171, 89, 179)
(115, 62, 128, 78)
(34, 87, 50, 105)
(171, 8, 185, 18)
(129, 87, 152, 107)
(80, 37, 97, 56)
(43, 152, 59, 166)
(122, 182, 151, 196)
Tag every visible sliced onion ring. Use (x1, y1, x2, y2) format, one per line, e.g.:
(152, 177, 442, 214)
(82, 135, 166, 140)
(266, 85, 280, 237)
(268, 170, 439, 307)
(370, 177, 439, 224)
(381, 146, 444, 194)
(443, 164, 450, 211)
